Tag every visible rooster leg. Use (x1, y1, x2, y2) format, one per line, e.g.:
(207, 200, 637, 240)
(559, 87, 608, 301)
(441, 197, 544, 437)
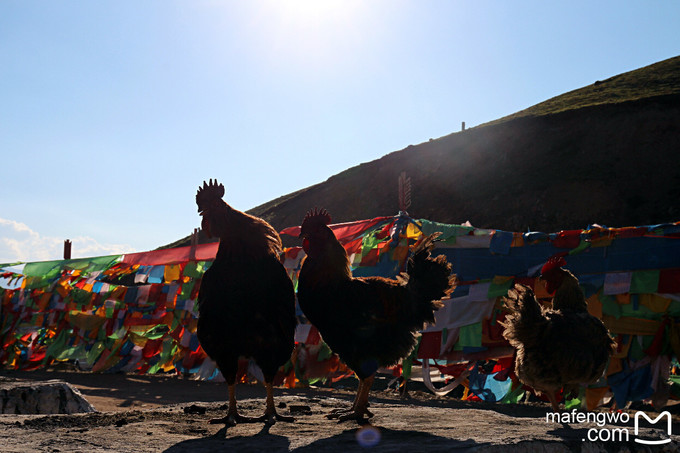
(546, 391, 561, 413)
(398, 377, 409, 399)
(328, 377, 375, 418)
(336, 375, 375, 422)
(209, 383, 259, 425)
(258, 381, 294, 424)
(328, 379, 364, 417)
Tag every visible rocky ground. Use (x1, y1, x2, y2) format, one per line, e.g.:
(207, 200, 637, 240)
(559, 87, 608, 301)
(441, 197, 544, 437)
(1, 369, 679, 452)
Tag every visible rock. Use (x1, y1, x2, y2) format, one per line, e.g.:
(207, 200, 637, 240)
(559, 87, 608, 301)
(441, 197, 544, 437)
(289, 404, 312, 414)
(0, 379, 96, 414)
(114, 418, 128, 427)
(183, 404, 206, 415)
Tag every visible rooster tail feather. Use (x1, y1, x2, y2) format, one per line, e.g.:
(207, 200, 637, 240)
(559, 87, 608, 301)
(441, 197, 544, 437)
(500, 284, 547, 347)
(404, 233, 456, 324)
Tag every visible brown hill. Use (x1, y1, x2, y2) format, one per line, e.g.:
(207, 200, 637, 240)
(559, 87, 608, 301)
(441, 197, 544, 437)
(167, 56, 680, 248)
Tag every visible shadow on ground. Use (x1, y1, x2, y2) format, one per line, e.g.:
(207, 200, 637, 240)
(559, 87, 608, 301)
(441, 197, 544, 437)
(163, 425, 479, 453)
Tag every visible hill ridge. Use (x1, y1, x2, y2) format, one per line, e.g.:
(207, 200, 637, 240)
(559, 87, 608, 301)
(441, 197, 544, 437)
(165, 56, 680, 249)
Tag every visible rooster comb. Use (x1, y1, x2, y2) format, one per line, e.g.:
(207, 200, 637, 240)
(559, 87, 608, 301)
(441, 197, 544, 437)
(540, 253, 567, 276)
(301, 207, 332, 229)
(196, 179, 225, 212)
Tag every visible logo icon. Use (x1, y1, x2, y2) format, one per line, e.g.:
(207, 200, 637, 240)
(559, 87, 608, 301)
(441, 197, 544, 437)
(634, 411, 672, 445)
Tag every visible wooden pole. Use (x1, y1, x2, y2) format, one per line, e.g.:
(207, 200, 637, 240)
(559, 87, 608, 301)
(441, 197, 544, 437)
(191, 228, 199, 247)
(189, 228, 199, 261)
(63, 240, 72, 260)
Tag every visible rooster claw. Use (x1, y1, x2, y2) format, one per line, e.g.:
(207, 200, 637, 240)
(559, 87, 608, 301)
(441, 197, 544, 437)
(329, 408, 374, 422)
(259, 411, 295, 425)
(328, 401, 370, 417)
(327, 406, 357, 419)
(328, 407, 352, 416)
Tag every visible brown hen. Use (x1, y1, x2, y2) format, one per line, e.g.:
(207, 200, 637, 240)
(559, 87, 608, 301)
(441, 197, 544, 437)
(501, 260, 616, 412)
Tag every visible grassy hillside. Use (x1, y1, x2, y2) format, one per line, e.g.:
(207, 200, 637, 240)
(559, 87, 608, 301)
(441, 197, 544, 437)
(490, 55, 680, 123)
(166, 56, 680, 248)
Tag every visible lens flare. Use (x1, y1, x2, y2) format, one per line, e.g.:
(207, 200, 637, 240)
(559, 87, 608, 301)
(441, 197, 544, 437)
(355, 425, 381, 448)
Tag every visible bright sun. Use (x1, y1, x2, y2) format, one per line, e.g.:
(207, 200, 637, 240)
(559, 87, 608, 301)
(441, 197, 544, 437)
(270, 0, 358, 25)
(244, 0, 371, 71)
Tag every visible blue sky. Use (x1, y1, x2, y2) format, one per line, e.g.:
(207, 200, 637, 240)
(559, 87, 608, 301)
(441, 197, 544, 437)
(1, 1, 679, 263)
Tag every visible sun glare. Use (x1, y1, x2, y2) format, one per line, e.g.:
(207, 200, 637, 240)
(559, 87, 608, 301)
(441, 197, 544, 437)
(270, 0, 358, 27)
(245, 0, 371, 73)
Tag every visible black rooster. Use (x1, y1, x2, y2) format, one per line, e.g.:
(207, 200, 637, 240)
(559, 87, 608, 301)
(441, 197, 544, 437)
(195, 179, 296, 425)
(297, 208, 456, 421)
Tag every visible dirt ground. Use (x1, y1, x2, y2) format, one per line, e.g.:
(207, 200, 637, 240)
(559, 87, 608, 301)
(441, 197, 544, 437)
(1, 368, 679, 452)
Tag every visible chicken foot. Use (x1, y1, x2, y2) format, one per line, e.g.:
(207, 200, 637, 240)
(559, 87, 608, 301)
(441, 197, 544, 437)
(328, 379, 364, 418)
(327, 379, 374, 417)
(329, 376, 375, 422)
(546, 390, 561, 413)
(209, 384, 261, 426)
(398, 376, 409, 399)
(257, 382, 294, 424)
